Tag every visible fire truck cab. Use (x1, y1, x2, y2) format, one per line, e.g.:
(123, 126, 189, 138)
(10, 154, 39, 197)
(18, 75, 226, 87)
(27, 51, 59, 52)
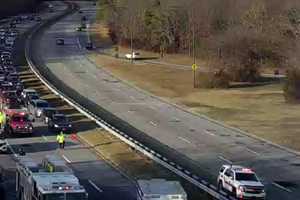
(5, 110, 33, 135)
(16, 156, 88, 200)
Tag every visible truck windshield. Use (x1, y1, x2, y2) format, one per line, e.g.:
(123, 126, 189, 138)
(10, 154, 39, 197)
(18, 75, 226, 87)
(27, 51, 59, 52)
(235, 173, 258, 181)
(12, 116, 30, 122)
(37, 102, 49, 108)
(43, 193, 87, 200)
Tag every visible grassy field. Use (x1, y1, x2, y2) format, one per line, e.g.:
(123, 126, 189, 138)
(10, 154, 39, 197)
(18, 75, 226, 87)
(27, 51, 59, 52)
(88, 22, 300, 151)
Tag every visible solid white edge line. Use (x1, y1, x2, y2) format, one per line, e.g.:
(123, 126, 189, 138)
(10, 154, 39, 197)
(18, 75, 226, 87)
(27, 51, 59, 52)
(245, 147, 260, 156)
(42, 135, 48, 142)
(149, 121, 158, 127)
(62, 154, 71, 163)
(6, 141, 18, 158)
(88, 180, 103, 192)
(272, 182, 292, 193)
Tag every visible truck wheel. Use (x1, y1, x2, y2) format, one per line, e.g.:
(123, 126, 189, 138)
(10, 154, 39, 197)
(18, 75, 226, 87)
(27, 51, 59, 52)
(218, 181, 223, 191)
(232, 187, 237, 197)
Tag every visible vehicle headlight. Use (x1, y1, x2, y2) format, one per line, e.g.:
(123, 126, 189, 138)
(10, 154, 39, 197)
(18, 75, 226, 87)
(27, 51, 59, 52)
(238, 186, 245, 192)
(54, 124, 59, 128)
(68, 124, 72, 127)
(29, 126, 33, 130)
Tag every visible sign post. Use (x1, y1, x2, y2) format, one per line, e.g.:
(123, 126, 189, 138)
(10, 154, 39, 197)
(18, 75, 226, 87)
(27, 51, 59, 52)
(192, 64, 198, 88)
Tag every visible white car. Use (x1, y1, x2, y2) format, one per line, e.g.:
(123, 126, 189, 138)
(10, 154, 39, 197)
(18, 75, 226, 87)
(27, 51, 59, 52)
(217, 165, 266, 200)
(0, 140, 8, 153)
(125, 52, 140, 59)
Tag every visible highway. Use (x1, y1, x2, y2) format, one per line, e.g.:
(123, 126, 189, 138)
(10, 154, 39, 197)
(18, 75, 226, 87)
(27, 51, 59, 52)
(0, 2, 136, 200)
(30, 1, 300, 200)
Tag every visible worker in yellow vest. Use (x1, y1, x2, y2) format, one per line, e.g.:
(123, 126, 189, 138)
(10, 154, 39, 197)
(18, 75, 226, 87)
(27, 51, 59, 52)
(56, 131, 65, 149)
(0, 111, 4, 129)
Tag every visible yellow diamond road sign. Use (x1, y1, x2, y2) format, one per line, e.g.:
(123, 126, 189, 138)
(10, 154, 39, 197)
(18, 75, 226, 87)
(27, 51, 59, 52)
(192, 64, 198, 71)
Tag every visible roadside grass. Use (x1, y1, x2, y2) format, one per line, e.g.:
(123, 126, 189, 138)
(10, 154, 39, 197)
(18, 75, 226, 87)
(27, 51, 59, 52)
(88, 24, 300, 151)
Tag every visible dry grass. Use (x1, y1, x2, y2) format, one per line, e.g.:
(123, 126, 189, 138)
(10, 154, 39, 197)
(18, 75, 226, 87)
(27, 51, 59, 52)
(91, 52, 300, 150)
(88, 23, 300, 151)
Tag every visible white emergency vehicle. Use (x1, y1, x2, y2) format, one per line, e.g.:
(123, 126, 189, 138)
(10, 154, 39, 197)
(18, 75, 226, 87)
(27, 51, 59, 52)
(217, 165, 266, 200)
(137, 179, 187, 200)
(16, 155, 88, 200)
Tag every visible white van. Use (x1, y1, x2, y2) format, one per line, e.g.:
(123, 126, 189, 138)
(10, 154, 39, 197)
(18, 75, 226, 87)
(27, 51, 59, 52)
(137, 179, 187, 200)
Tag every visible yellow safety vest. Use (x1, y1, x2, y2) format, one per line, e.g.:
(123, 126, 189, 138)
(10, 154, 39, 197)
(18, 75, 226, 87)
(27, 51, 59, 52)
(0, 113, 3, 123)
(57, 134, 65, 143)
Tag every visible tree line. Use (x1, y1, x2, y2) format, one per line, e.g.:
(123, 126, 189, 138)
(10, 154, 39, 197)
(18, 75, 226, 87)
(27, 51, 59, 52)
(98, 0, 300, 100)
(0, 0, 39, 19)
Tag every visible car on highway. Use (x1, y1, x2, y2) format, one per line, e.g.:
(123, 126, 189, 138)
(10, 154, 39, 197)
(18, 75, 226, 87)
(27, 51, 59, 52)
(56, 38, 64, 45)
(28, 99, 49, 117)
(125, 52, 140, 60)
(40, 107, 58, 124)
(137, 179, 187, 200)
(4, 111, 33, 136)
(76, 27, 83, 32)
(48, 113, 72, 132)
(35, 16, 42, 22)
(23, 93, 39, 106)
(0, 90, 19, 106)
(21, 88, 38, 104)
(217, 165, 266, 200)
(86, 42, 93, 50)
(21, 88, 38, 100)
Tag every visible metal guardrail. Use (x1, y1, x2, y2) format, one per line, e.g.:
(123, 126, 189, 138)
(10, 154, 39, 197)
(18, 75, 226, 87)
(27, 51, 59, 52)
(24, 2, 235, 200)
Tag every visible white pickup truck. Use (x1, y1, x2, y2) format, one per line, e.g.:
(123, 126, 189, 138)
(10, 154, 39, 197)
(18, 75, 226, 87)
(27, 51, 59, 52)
(125, 52, 140, 60)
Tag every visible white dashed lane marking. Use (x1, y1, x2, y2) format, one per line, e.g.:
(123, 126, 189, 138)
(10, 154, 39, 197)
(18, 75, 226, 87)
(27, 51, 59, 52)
(88, 180, 103, 192)
(178, 136, 192, 144)
(62, 154, 71, 163)
(272, 182, 292, 193)
(218, 155, 233, 164)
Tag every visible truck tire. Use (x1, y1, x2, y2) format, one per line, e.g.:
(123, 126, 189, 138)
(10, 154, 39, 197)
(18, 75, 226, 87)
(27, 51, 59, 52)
(218, 181, 223, 191)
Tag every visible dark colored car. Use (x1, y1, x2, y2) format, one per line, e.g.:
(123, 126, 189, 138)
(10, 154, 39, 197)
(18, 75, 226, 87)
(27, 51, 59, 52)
(48, 114, 72, 132)
(56, 38, 64, 45)
(86, 42, 93, 50)
(28, 99, 49, 117)
(24, 93, 39, 106)
(41, 107, 58, 124)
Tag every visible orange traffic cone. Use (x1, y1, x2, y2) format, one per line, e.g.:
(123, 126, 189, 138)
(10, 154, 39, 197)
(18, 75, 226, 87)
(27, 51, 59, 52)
(70, 133, 77, 141)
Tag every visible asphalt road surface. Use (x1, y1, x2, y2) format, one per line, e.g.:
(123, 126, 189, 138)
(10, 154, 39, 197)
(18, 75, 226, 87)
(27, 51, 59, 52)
(31, 1, 300, 200)
(0, 2, 136, 200)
